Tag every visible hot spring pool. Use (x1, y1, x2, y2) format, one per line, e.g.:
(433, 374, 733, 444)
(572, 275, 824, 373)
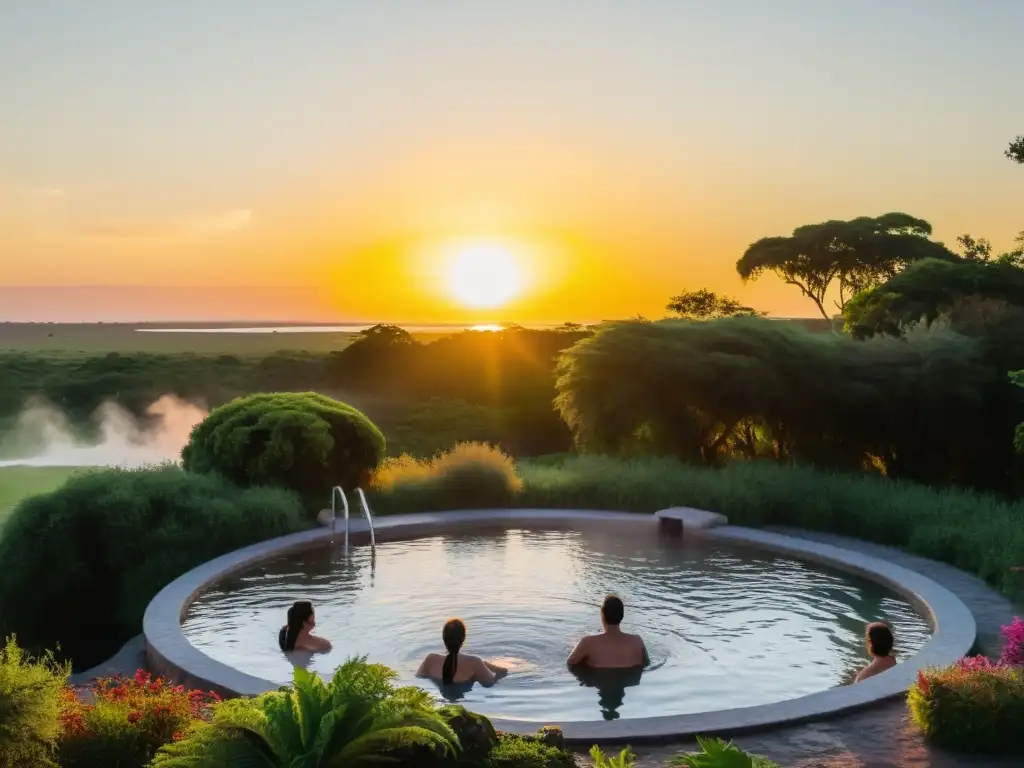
(181, 524, 930, 721)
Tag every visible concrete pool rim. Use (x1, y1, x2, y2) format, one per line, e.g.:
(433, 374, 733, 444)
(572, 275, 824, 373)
(143, 508, 977, 745)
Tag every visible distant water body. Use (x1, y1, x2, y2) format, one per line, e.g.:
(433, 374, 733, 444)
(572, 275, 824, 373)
(136, 323, 549, 335)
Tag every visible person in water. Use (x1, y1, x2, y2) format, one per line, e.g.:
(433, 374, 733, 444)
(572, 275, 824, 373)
(567, 595, 649, 669)
(854, 622, 896, 683)
(278, 600, 332, 653)
(416, 618, 508, 686)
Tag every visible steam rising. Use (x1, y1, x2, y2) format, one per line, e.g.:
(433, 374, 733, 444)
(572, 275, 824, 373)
(0, 396, 207, 468)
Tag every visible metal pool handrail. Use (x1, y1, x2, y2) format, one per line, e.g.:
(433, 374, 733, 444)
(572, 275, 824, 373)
(354, 487, 377, 556)
(331, 485, 376, 557)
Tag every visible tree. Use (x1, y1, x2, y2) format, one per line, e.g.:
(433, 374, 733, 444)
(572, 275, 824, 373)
(957, 233, 993, 261)
(666, 288, 764, 319)
(152, 660, 459, 768)
(1008, 135, 1024, 164)
(957, 231, 1024, 268)
(736, 213, 956, 321)
(181, 392, 386, 505)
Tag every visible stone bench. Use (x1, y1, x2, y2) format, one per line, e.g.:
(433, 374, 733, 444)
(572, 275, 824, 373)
(654, 507, 729, 536)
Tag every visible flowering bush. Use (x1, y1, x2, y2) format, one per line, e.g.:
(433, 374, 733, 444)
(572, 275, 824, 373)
(1001, 617, 1024, 666)
(58, 669, 219, 768)
(908, 664, 1024, 754)
(0, 636, 69, 768)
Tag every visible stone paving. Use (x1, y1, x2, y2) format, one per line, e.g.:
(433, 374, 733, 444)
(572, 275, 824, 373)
(575, 529, 1021, 767)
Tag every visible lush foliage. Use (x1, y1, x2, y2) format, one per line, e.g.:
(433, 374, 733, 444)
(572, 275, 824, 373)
(152, 659, 459, 767)
(666, 289, 762, 319)
(182, 391, 386, 504)
(735, 212, 955, 320)
(371, 442, 522, 513)
(0, 466, 305, 669)
(671, 736, 779, 767)
(370, 454, 1024, 598)
(485, 733, 577, 767)
(844, 258, 1024, 338)
(552, 316, 1020, 490)
(0, 637, 69, 768)
(908, 664, 1024, 754)
(58, 670, 219, 768)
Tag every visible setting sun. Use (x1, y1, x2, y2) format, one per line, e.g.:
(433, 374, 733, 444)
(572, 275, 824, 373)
(446, 244, 524, 309)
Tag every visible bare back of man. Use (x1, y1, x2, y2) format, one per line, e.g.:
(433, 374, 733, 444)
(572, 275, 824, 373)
(567, 595, 649, 670)
(570, 631, 647, 669)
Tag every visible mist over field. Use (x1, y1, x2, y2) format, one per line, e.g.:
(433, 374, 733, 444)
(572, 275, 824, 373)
(0, 395, 206, 468)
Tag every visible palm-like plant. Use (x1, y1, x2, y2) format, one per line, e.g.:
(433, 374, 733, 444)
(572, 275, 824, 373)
(152, 658, 458, 767)
(671, 736, 779, 768)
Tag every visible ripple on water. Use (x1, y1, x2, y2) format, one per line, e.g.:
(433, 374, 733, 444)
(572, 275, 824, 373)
(181, 527, 930, 721)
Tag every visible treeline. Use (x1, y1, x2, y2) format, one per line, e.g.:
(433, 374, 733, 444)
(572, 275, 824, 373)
(556, 311, 1024, 492)
(0, 327, 590, 455)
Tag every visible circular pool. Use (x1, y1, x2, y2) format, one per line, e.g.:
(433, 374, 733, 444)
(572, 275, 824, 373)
(180, 521, 929, 722)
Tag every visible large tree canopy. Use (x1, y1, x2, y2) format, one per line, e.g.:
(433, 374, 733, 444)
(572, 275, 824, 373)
(554, 317, 1018, 489)
(666, 288, 763, 319)
(1008, 135, 1024, 164)
(843, 258, 1024, 338)
(736, 213, 956, 321)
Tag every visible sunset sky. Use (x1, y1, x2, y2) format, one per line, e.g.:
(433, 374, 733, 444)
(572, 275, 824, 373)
(2, 1, 1022, 323)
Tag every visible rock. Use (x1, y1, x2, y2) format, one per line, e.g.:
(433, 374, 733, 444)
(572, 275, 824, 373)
(537, 725, 565, 750)
(389, 705, 496, 767)
(441, 705, 498, 765)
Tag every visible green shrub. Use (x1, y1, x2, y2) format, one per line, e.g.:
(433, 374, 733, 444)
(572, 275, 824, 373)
(671, 736, 779, 767)
(152, 659, 458, 767)
(370, 442, 522, 513)
(486, 733, 577, 767)
(58, 670, 219, 768)
(908, 664, 1024, 754)
(0, 466, 305, 669)
(182, 392, 386, 505)
(0, 636, 69, 768)
(589, 745, 636, 767)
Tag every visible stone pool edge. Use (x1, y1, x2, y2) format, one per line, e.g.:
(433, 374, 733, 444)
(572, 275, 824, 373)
(142, 508, 976, 745)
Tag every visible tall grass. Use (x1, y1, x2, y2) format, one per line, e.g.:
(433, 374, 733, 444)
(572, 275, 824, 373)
(370, 453, 1024, 598)
(370, 442, 522, 513)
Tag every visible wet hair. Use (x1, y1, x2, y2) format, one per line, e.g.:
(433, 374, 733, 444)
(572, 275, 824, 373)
(279, 601, 314, 652)
(866, 622, 894, 657)
(441, 618, 467, 685)
(601, 595, 624, 626)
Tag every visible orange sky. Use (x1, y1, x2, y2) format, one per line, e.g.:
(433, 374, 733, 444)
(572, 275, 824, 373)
(2, 3, 1022, 323)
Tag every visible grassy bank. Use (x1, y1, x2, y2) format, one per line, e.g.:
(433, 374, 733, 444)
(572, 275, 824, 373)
(0, 467, 81, 530)
(370, 451, 1024, 599)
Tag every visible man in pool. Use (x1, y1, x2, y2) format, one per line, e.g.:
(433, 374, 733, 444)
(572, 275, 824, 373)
(567, 595, 649, 669)
(854, 622, 896, 683)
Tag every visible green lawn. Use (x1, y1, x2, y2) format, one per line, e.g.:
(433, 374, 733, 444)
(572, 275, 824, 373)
(0, 466, 80, 532)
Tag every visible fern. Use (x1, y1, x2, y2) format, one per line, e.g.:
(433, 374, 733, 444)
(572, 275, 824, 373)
(671, 736, 780, 768)
(590, 745, 638, 767)
(152, 657, 458, 768)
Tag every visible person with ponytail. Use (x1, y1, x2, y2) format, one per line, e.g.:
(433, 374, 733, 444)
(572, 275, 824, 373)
(278, 600, 332, 653)
(416, 618, 508, 686)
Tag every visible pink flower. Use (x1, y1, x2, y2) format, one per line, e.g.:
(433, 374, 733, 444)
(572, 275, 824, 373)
(955, 655, 998, 672)
(999, 617, 1024, 667)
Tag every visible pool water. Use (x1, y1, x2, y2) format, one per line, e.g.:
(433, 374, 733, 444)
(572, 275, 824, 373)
(181, 526, 930, 721)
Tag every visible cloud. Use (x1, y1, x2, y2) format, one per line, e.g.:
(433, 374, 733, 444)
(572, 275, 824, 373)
(78, 208, 254, 242)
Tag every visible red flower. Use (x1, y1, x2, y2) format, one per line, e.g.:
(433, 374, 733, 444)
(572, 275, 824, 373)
(172, 730, 185, 741)
(127, 711, 142, 724)
(917, 670, 931, 694)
